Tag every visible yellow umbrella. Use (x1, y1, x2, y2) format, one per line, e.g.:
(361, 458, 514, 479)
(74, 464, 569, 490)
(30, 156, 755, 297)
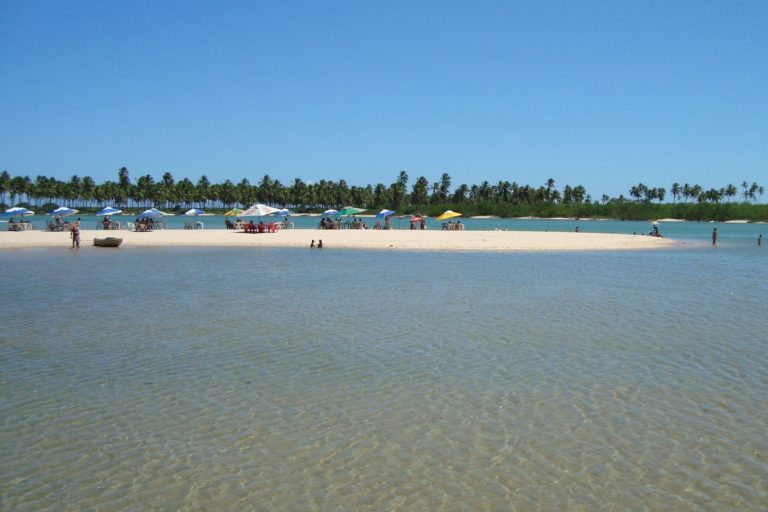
(436, 210, 462, 221)
(224, 208, 244, 217)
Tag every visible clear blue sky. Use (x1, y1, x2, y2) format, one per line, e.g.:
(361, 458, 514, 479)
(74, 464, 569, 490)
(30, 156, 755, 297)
(1, 0, 765, 199)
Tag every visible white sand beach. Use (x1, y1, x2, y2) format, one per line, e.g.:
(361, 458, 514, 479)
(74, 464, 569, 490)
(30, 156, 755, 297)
(0, 228, 679, 251)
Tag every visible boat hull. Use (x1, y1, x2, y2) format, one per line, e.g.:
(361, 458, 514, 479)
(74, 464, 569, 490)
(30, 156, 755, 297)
(93, 237, 123, 248)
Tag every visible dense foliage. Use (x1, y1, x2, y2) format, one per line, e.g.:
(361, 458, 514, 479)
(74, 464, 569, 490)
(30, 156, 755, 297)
(1, 168, 765, 221)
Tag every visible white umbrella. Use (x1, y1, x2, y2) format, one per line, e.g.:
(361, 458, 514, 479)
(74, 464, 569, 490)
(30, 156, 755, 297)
(323, 209, 338, 216)
(97, 206, 123, 216)
(2, 206, 35, 216)
(184, 208, 205, 216)
(138, 208, 168, 218)
(376, 209, 395, 218)
(50, 206, 79, 216)
(240, 203, 280, 218)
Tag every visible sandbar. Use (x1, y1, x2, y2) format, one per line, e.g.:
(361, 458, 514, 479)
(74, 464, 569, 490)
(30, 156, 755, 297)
(0, 229, 679, 251)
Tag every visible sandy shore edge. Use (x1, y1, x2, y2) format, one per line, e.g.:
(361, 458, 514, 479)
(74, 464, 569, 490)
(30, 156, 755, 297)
(0, 229, 680, 251)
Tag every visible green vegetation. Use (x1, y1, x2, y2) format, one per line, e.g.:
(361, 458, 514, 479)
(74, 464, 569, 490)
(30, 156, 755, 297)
(1, 169, 765, 222)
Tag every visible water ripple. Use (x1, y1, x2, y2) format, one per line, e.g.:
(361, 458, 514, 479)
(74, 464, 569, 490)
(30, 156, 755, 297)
(1, 248, 766, 510)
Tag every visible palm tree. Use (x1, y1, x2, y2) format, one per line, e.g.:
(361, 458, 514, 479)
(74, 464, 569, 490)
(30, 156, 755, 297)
(682, 183, 691, 203)
(390, 179, 407, 209)
(452, 184, 469, 203)
(176, 178, 195, 208)
(237, 178, 254, 207)
(117, 167, 131, 206)
(497, 181, 512, 202)
(572, 185, 587, 204)
(691, 184, 703, 202)
(9, 175, 31, 206)
(545, 178, 556, 201)
(0, 171, 10, 205)
(439, 173, 452, 201)
(66, 175, 82, 207)
(397, 170, 408, 188)
(372, 183, 388, 208)
(749, 182, 759, 203)
(82, 176, 96, 207)
(671, 182, 681, 203)
(410, 176, 429, 205)
(196, 175, 211, 208)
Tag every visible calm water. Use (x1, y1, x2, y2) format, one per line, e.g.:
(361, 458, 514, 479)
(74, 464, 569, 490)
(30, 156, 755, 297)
(1, 245, 766, 510)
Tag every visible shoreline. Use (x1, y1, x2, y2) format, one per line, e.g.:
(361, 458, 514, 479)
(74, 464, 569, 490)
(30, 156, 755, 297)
(0, 229, 680, 252)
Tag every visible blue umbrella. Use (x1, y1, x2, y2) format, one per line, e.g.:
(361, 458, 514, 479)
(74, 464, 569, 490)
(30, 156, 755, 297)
(184, 208, 205, 216)
(97, 206, 123, 216)
(275, 209, 294, 217)
(50, 206, 79, 216)
(2, 206, 35, 216)
(139, 208, 168, 218)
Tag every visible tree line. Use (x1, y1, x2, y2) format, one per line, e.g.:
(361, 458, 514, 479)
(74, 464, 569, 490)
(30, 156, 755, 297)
(0, 168, 765, 221)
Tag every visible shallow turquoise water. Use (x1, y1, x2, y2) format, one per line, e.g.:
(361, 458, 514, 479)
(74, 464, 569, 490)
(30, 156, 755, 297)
(1, 245, 766, 510)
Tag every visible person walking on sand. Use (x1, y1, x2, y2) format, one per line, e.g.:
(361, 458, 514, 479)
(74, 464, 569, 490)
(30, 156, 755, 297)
(712, 227, 718, 246)
(310, 240, 315, 248)
(70, 224, 80, 249)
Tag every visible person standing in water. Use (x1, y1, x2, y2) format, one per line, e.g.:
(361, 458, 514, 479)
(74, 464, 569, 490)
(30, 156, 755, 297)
(758, 234, 762, 248)
(70, 224, 80, 249)
(712, 227, 718, 246)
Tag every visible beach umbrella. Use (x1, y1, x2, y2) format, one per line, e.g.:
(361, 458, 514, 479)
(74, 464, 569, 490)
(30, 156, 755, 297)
(50, 206, 79, 216)
(184, 208, 205, 216)
(323, 209, 338, 216)
(376, 209, 395, 218)
(337, 206, 366, 216)
(436, 210, 462, 221)
(240, 203, 280, 220)
(224, 208, 244, 217)
(97, 206, 123, 216)
(138, 208, 168, 218)
(275, 208, 294, 217)
(2, 206, 35, 216)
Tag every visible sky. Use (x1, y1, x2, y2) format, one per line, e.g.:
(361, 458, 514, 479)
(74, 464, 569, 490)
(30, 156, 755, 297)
(1, 0, 766, 199)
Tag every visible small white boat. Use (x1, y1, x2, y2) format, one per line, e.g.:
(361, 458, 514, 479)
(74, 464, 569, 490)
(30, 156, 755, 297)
(93, 237, 123, 248)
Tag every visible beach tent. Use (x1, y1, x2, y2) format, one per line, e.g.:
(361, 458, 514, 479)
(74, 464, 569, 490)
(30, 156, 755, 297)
(436, 210, 462, 221)
(97, 206, 123, 216)
(50, 206, 79, 216)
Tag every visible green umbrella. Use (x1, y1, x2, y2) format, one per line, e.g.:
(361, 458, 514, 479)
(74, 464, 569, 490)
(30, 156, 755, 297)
(337, 206, 366, 216)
